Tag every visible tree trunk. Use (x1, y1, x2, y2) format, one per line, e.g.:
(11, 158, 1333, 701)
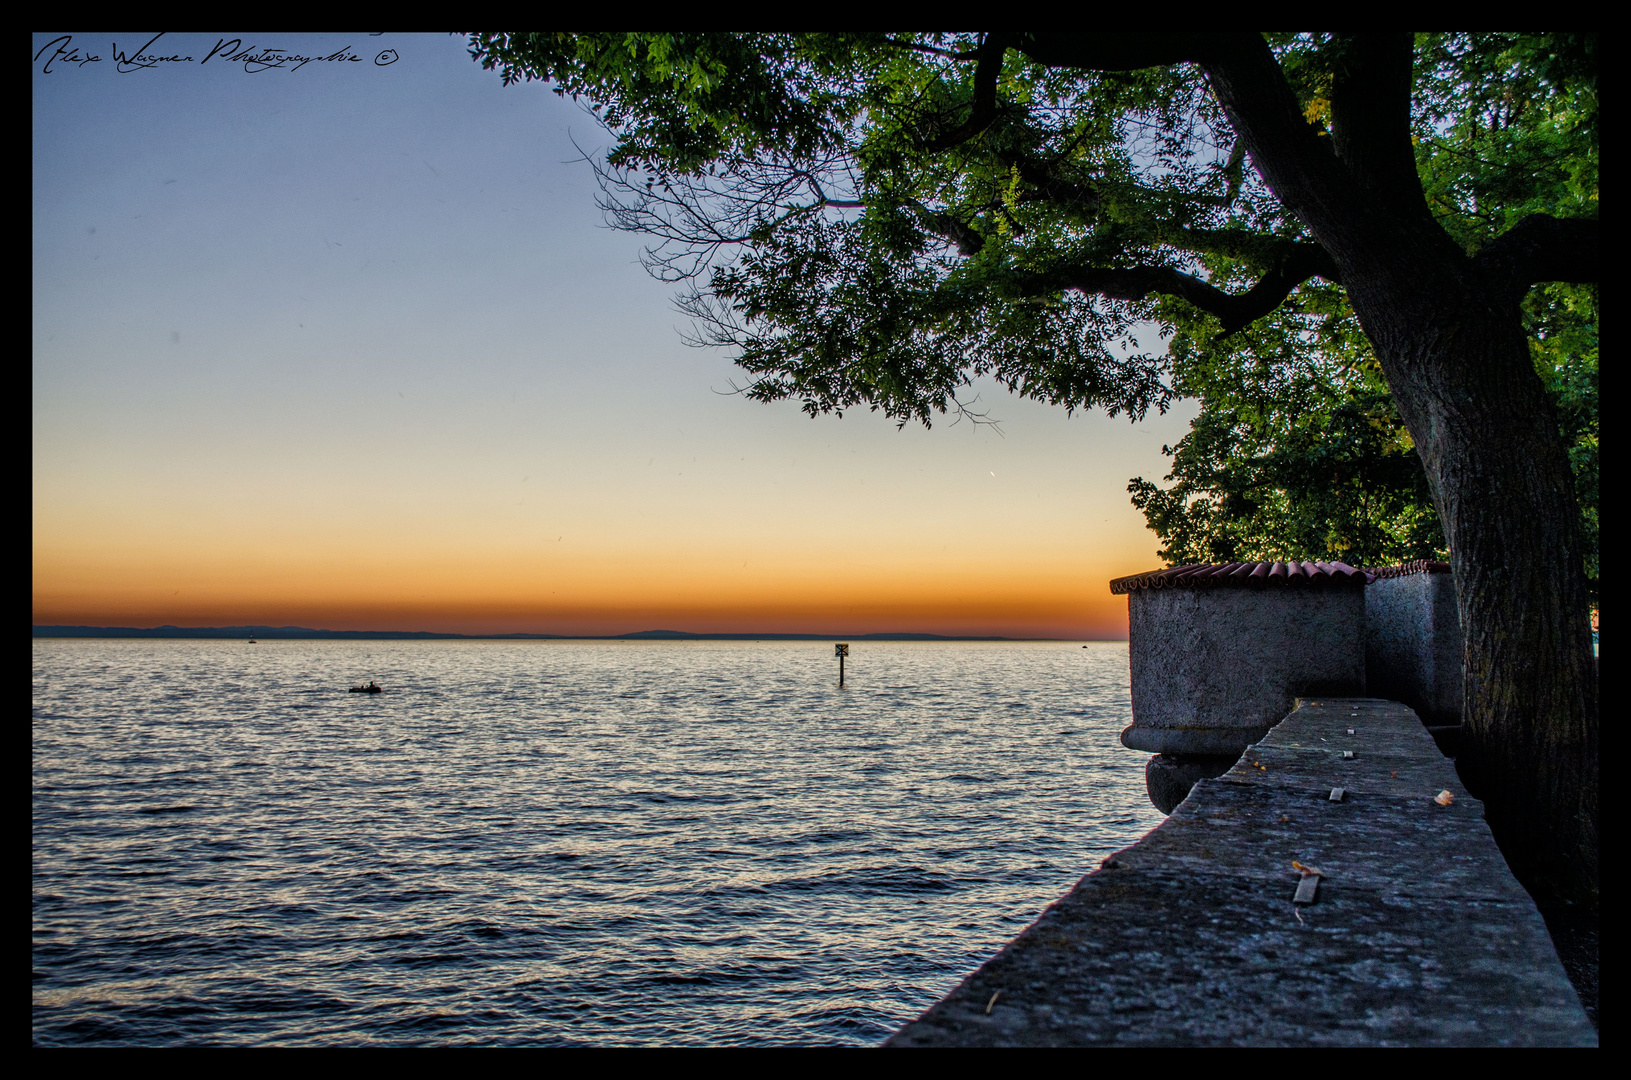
(1344, 256, 1599, 908)
(1201, 37, 1599, 909)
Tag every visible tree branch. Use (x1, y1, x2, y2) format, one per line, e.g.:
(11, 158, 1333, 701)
(1475, 215, 1600, 299)
(1327, 34, 1432, 222)
(883, 37, 979, 61)
(908, 199, 986, 255)
(1004, 34, 1443, 282)
(1012, 244, 1336, 335)
(1005, 157, 1100, 216)
(923, 33, 1010, 151)
(1195, 34, 1479, 285)
(1161, 228, 1338, 275)
(1012, 32, 1214, 70)
(1198, 37, 1357, 232)
(804, 173, 863, 208)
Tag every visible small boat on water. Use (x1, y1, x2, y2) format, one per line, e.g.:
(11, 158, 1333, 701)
(349, 681, 382, 694)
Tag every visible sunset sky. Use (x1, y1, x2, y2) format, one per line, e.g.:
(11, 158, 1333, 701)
(32, 32, 1197, 639)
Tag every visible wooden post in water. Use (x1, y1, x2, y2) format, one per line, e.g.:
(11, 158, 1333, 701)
(835, 643, 849, 688)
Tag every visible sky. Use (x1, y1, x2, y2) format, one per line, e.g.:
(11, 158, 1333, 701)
(32, 32, 1199, 639)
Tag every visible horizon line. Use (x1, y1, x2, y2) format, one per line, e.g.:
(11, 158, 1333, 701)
(32, 623, 1128, 643)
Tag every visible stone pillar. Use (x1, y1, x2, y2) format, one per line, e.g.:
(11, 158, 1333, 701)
(1112, 562, 1370, 812)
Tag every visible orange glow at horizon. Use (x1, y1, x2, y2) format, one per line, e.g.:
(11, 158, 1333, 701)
(33, 434, 1169, 639)
(33, 526, 1147, 638)
(32, 560, 1138, 639)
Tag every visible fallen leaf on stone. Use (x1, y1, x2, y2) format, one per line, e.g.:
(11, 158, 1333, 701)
(1434, 790, 1455, 806)
(1292, 860, 1326, 878)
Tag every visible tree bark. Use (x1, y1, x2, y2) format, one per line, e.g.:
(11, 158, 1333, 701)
(1349, 251, 1599, 907)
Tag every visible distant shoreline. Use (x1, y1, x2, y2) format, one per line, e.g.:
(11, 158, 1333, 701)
(32, 625, 1114, 643)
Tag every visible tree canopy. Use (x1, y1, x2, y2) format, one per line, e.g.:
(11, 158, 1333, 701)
(470, 32, 1598, 904)
(1127, 34, 1595, 586)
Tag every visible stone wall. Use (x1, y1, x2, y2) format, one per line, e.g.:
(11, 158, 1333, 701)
(1122, 585, 1366, 758)
(1364, 565, 1463, 727)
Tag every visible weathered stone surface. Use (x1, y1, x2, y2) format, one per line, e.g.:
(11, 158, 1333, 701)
(1123, 588, 1365, 758)
(1143, 698, 1449, 812)
(1366, 571, 1463, 727)
(886, 698, 1595, 1047)
(1115, 783, 1529, 903)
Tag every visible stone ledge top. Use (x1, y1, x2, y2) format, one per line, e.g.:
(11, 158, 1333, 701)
(1220, 698, 1463, 797)
(885, 697, 1595, 1047)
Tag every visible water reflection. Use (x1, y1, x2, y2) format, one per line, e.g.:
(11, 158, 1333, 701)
(34, 639, 1159, 1046)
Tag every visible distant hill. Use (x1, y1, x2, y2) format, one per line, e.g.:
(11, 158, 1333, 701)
(611, 630, 1019, 641)
(31, 625, 525, 640)
(33, 625, 1034, 641)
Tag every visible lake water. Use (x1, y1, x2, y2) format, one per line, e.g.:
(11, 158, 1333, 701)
(33, 638, 1160, 1046)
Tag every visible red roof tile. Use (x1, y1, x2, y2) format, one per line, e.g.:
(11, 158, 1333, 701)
(1109, 561, 1373, 595)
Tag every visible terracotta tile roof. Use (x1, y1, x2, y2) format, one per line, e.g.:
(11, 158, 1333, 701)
(1109, 561, 1374, 595)
(1363, 560, 1453, 579)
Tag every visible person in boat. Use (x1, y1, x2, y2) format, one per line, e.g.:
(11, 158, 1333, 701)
(367, 681, 380, 692)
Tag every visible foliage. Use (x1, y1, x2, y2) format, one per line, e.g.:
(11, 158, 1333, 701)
(1129, 303, 1448, 569)
(1127, 33, 1595, 592)
(468, 32, 1247, 425)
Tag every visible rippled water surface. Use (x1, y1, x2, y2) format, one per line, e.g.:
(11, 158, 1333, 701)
(33, 639, 1160, 1046)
